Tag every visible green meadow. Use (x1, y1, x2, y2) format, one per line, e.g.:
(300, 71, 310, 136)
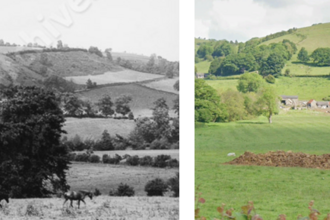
(195, 111, 330, 219)
(205, 77, 330, 100)
(195, 60, 211, 73)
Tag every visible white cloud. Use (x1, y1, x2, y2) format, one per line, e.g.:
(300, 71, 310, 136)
(195, 19, 211, 39)
(195, 0, 330, 42)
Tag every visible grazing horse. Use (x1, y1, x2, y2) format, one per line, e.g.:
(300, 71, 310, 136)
(63, 190, 93, 208)
(0, 193, 9, 208)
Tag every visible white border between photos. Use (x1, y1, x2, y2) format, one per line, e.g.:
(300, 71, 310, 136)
(180, 0, 194, 219)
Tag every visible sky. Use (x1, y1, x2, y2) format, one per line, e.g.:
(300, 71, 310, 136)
(0, 0, 179, 61)
(195, 0, 330, 42)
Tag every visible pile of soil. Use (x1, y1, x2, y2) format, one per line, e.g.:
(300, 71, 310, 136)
(226, 151, 330, 169)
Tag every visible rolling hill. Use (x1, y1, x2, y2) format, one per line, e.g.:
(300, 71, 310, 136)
(195, 22, 330, 75)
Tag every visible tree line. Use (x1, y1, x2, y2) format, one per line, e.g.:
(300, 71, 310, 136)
(195, 72, 280, 124)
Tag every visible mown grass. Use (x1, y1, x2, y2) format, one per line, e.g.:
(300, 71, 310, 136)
(205, 77, 330, 100)
(195, 60, 211, 73)
(195, 110, 330, 219)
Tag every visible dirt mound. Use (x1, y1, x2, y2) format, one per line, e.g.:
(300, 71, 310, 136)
(226, 151, 330, 169)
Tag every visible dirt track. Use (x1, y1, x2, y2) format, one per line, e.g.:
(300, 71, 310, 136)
(226, 151, 330, 169)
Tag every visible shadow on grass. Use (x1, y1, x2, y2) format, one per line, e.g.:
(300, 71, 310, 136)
(291, 61, 330, 68)
(236, 121, 267, 125)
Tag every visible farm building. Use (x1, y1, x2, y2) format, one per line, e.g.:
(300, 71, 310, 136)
(281, 95, 298, 106)
(307, 99, 317, 108)
(316, 101, 330, 108)
(195, 73, 205, 79)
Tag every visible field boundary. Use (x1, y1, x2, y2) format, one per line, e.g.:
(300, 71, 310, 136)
(75, 78, 179, 96)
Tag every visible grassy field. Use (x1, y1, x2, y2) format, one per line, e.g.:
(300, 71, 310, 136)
(142, 77, 179, 94)
(77, 84, 178, 117)
(205, 77, 330, 100)
(88, 149, 179, 160)
(63, 118, 136, 140)
(64, 69, 163, 85)
(195, 60, 211, 73)
(67, 162, 178, 196)
(195, 110, 330, 219)
(0, 196, 178, 220)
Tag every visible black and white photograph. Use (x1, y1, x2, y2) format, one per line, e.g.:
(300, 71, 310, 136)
(0, 0, 179, 219)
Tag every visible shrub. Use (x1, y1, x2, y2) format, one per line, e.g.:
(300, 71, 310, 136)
(128, 112, 134, 120)
(89, 155, 100, 163)
(150, 138, 170, 150)
(93, 188, 101, 196)
(153, 155, 172, 168)
(169, 142, 179, 149)
(74, 153, 90, 162)
(126, 155, 140, 166)
(167, 172, 179, 197)
(139, 156, 153, 166)
(68, 153, 76, 161)
(109, 183, 135, 197)
(144, 178, 167, 196)
(265, 74, 276, 84)
(167, 158, 179, 168)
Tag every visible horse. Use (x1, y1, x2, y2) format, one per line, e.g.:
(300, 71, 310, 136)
(63, 190, 93, 208)
(0, 193, 9, 208)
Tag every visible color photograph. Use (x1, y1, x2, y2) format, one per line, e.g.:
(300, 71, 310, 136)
(195, 0, 330, 219)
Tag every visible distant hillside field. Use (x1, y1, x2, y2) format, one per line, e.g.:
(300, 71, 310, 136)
(0, 46, 42, 54)
(205, 77, 330, 101)
(64, 69, 164, 85)
(142, 77, 179, 94)
(63, 118, 136, 140)
(112, 52, 150, 63)
(195, 60, 211, 73)
(9, 50, 122, 77)
(76, 84, 178, 117)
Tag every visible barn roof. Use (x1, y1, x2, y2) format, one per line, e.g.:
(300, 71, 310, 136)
(307, 99, 315, 104)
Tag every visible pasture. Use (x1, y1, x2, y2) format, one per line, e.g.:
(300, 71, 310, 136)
(142, 77, 179, 94)
(195, 60, 211, 73)
(67, 162, 179, 196)
(64, 69, 163, 85)
(195, 110, 330, 219)
(63, 118, 136, 140)
(205, 77, 330, 100)
(0, 196, 178, 220)
(77, 84, 178, 117)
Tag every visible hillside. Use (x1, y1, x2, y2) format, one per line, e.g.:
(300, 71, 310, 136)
(260, 22, 330, 53)
(195, 22, 330, 75)
(8, 50, 122, 77)
(111, 52, 150, 63)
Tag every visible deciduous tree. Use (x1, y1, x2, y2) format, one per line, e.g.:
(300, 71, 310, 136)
(0, 86, 70, 198)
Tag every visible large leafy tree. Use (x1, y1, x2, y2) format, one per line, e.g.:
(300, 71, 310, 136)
(237, 72, 265, 93)
(97, 95, 114, 117)
(0, 86, 70, 198)
(256, 86, 280, 124)
(310, 47, 330, 66)
(297, 47, 309, 62)
(195, 79, 227, 123)
(151, 98, 171, 139)
(260, 52, 285, 76)
(115, 95, 132, 116)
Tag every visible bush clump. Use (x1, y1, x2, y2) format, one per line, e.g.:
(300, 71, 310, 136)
(153, 155, 172, 168)
(126, 155, 140, 166)
(74, 153, 90, 162)
(109, 183, 135, 197)
(167, 172, 179, 197)
(89, 155, 100, 163)
(93, 188, 101, 196)
(139, 156, 153, 166)
(144, 178, 168, 196)
(265, 74, 275, 84)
